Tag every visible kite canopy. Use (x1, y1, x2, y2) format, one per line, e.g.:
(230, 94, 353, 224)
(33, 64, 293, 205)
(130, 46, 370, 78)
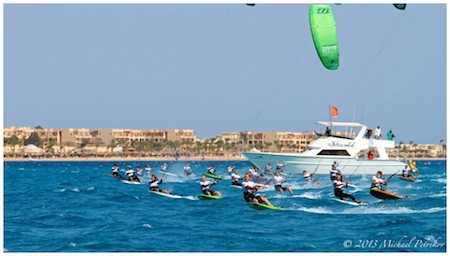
(309, 4, 339, 70)
(393, 4, 407, 10)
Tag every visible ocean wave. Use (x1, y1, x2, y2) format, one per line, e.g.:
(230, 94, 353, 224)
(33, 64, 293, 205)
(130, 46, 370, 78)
(432, 178, 446, 184)
(142, 224, 152, 229)
(293, 192, 321, 200)
(290, 183, 325, 190)
(429, 193, 446, 198)
(182, 195, 197, 200)
(294, 206, 445, 215)
(341, 207, 446, 215)
(70, 188, 80, 193)
(295, 206, 332, 214)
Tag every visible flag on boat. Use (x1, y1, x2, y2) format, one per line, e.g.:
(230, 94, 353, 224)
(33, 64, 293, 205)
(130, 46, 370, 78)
(330, 106, 339, 118)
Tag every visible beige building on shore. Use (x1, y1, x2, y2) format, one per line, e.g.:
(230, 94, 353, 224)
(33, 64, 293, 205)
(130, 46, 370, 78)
(217, 131, 317, 153)
(4, 126, 197, 148)
(3, 126, 446, 159)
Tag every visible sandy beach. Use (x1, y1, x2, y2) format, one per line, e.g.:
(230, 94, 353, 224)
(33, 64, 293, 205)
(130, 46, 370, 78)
(3, 156, 247, 162)
(3, 156, 445, 162)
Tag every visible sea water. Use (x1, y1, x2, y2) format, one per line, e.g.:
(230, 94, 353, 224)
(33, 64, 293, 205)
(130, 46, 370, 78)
(4, 160, 446, 252)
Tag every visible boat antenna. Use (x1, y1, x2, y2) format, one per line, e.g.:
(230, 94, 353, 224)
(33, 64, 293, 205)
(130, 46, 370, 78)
(328, 105, 333, 134)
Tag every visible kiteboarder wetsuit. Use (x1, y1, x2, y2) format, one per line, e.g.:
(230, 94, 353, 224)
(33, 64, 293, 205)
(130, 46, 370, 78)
(242, 180, 259, 203)
(207, 166, 216, 175)
(371, 176, 385, 189)
(126, 168, 140, 182)
(231, 172, 242, 186)
(200, 180, 217, 195)
(184, 165, 192, 176)
(112, 165, 120, 177)
(149, 178, 163, 192)
(274, 174, 288, 191)
(264, 163, 273, 176)
(330, 168, 340, 181)
(303, 171, 313, 182)
(333, 179, 358, 202)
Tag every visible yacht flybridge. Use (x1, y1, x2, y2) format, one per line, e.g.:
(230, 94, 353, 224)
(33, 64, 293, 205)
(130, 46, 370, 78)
(241, 121, 407, 175)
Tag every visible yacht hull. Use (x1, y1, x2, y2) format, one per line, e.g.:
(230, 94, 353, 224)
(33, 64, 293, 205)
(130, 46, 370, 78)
(241, 152, 405, 176)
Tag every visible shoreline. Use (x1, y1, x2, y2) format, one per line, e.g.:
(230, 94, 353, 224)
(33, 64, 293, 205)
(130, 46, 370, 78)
(3, 156, 247, 162)
(3, 156, 446, 162)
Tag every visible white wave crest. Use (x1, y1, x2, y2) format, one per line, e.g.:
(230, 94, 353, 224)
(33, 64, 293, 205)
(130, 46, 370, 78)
(142, 224, 152, 229)
(433, 178, 446, 184)
(293, 192, 321, 200)
(294, 206, 445, 215)
(295, 206, 332, 214)
(429, 193, 446, 198)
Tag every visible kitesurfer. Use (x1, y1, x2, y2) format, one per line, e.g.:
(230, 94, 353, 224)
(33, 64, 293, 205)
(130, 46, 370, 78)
(264, 163, 273, 175)
(126, 166, 140, 182)
(149, 174, 171, 194)
(227, 165, 234, 174)
(334, 174, 361, 203)
(276, 161, 284, 171)
(329, 162, 341, 181)
(231, 169, 243, 186)
(242, 173, 273, 206)
(184, 164, 192, 176)
(303, 170, 319, 184)
(111, 163, 120, 177)
(200, 175, 221, 197)
(207, 165, 216, 175)
(274, 170, 294, 194)
(371, 171, 387, 189)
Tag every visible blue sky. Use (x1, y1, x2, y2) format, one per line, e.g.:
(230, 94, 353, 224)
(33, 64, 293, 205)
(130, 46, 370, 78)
(4, 4, 446, 143)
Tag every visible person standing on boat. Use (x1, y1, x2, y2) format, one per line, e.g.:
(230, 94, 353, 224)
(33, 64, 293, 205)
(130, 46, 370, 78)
(242, 173, 273, 206)
(387, 130, 395, 140)
(334, 174, 361, 203)
(274, 170, 294, 194)
(374, 126, 382, 139)
(200, 175, 221, 197)
(325, 126, 331, 136)
(367, 151, 374, 160)
(365, 129, 373, 139)
(371, 171, 387, 189)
